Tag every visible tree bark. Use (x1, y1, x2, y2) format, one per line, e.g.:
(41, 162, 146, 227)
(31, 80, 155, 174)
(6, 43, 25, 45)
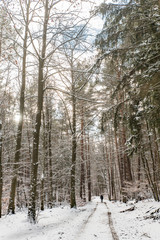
(0, 10, 3, 218)
(153, 126, 160, 182)
(80, 105, 86, 201)
(0, 24, 2, 57)
(146, 121, 160, 201)
(8, 0, 30, 214)
(137, 155, 141, 183)
(86, 134, 91, 201)
(40, 176, 44, 211)
(110, 126, 117, 200)
(70, 66, 77, 208)
(0, 121, 3, 218)
(28, 0, 48, 222)
(122, 127, 132, 182)
(47, 102, 53, 208)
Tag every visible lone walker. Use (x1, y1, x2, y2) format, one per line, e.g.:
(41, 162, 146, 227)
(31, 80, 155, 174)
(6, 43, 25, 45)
(100, 195, 103, 203)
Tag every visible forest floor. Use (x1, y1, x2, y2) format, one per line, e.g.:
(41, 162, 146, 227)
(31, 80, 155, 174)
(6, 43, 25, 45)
(0, 196, 160, 240)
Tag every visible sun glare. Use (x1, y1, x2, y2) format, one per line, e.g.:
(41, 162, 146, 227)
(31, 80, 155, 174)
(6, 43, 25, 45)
(14, 114, 21, 123)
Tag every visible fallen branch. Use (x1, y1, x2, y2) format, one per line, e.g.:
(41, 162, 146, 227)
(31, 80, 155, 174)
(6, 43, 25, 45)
(145, 208, 160, 220)
(120, 206, 135, 213)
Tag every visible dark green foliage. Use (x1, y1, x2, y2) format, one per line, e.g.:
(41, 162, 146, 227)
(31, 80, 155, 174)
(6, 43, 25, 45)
(96, 0, 160, 133)
(96, 0, 160, 201)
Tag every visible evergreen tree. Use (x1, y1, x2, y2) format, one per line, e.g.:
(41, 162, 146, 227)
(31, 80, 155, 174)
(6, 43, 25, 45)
(96, 0, 160, 201)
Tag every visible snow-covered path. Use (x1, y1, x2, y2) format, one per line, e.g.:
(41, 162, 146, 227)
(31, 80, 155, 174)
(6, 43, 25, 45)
(1, 197, 160, 240)
(0, 197, 114, 240)
(77, 202, 113, 240)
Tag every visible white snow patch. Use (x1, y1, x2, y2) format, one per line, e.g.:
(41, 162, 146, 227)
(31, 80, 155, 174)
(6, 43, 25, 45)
(108, 199, 160, 240)
(0, 197, 160, 240)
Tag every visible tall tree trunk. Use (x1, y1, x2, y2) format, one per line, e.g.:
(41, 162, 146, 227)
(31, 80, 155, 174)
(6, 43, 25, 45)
(114, 129, 123, 198)
(40, 113, 47, 211)
(146, 121, 160, 200)
(153, 126, 160, 182)
(118, 129, 126, 201)
(8, 1, 30, 214)
(0, 13, 3, 218)
(40, 175, 44, 211)
(86, 134, 91, 201)
(107, 124, 116, 200)
(0, 24, 2, 57)
(70, 97, 77, 208)
(48, 120, 53, 207)
(110, 126, 117, 200)
(70, 66, 77, 208)
(80, 105, 86, 201)
(47, 101, 53, 208)
(28, 0, 48, 222)
(108, 127, 112, 200)
(137, 122, 160, 201)
(104, 136, 110, 199)
(137, 155, 141, 184)
(118, 91, 132, 202)
(122, 126, 132, 182)
(0, 121, 3, 218)
(141, 150, 159, 201)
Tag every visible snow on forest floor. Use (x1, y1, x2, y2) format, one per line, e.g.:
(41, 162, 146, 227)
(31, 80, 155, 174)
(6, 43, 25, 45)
(0, 197, 160, 240)
(108, 198, 160, 240)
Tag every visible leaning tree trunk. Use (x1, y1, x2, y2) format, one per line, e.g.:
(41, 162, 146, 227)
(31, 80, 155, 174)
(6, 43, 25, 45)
(8, 1, 30, 214)
(28, 0, 48, 222)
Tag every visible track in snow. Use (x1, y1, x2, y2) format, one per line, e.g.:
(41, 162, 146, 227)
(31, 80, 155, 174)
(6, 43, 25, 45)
(0, 199, 119, 240)
(77, 201, 114, 240)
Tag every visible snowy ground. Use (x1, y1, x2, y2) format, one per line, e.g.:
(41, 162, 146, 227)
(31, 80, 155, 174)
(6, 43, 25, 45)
(108, 198, 160, 240)
(0, 197, 160, 240)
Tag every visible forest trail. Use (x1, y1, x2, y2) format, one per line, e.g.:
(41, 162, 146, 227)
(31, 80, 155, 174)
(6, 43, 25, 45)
(77, 201, 114, 240)
(0, 197, 118, 240)
(1, 198, 160, 240)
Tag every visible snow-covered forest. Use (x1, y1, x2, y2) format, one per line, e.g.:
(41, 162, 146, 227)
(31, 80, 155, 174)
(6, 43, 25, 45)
(0, 0, 160, 239)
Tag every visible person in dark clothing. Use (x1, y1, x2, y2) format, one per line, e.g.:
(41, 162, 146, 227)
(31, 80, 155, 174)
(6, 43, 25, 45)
(100, 195, 103, 203)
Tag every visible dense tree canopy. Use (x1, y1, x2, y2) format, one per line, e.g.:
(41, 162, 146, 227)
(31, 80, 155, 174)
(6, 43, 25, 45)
(0, 0, 160, 223)
(96, 0, 160, 201)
